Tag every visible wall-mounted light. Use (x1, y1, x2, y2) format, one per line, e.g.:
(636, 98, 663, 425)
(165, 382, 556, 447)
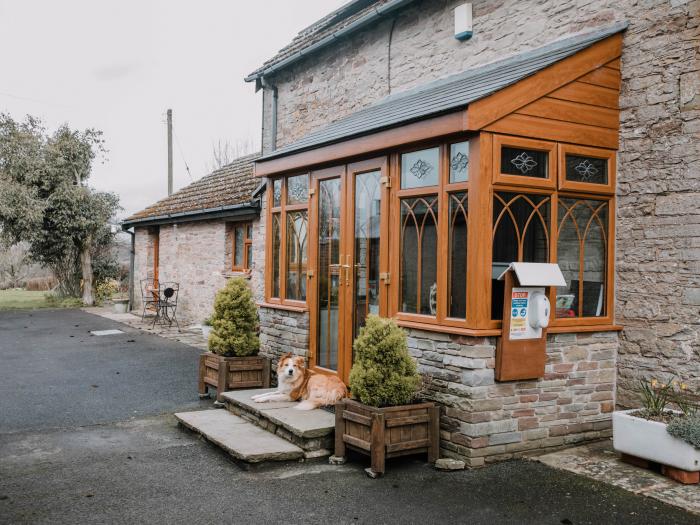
(454, 3, 473, 41)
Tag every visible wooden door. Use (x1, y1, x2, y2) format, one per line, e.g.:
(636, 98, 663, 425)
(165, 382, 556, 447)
(310, 159, 389, 384)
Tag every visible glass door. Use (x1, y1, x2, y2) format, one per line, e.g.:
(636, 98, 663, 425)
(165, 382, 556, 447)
(310, 158, 388, 384)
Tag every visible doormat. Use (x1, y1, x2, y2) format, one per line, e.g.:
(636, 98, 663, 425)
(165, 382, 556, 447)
(90, 329, 124, 336)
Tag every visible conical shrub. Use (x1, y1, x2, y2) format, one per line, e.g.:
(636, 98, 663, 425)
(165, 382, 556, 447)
(208, 277, 259, 357)
(349, 314, 420, 407)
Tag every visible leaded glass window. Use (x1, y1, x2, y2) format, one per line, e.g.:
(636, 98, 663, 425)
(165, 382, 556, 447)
(286, 210, 308, 301)
(565, 155, 608, 185)
(556, 198, 608, 318)
(450, 142, 469, 183)
(271, 214, 281, 297)
(400, 196, 438, 315)
(501, 147, 548, 178)
(401, 147, 440, 189)
(272, 179, 282, 207)
(448, 192, 468, 318)
(286, 175, 309, 205)
(234, 225, 245, 268)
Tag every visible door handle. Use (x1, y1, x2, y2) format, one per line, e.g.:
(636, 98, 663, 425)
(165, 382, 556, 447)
(341, 254, 351, 286)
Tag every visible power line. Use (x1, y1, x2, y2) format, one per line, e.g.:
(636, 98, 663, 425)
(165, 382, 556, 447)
(172, 126, 194, 183)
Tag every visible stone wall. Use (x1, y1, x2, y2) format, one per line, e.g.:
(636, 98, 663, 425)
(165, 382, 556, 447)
(132, 217, 262, 324)
(258, 0, 700, 406)
(411, 329, 617, 466)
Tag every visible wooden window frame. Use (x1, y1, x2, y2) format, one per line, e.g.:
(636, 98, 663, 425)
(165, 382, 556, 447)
(264, 174, 310, 310)
(558, 143, 616, 194)
(231, 222, 253, 272)
(492, 134, 557, 189)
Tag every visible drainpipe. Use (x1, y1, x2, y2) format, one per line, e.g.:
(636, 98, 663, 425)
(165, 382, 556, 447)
(261, 76, 278, 151)
(122, 227, 135, 311)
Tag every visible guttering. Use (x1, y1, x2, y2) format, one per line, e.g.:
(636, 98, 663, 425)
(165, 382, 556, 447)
(244, 0, 415, 83)
(120, 201, 260, 229)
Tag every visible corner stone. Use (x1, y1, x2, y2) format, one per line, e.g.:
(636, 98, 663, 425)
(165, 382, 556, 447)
(435, 458, 466, 471)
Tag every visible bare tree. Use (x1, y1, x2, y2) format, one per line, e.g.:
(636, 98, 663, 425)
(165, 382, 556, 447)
(206, 138, 256, 172)
(0, 242, 31, 289)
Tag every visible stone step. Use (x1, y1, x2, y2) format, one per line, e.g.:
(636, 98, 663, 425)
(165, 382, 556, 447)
(222, 389, 336, 458)
(174, 409, 304, 464)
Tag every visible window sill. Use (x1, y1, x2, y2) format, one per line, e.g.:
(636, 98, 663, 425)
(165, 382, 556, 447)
(257, 301, 308, 313)
(222, 270, 251, 279)
(395, 319, 623, 338)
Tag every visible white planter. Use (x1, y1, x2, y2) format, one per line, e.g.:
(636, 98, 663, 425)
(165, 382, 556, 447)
(202, 325, 213, 339)
(613, 409, 700, 471)
(113, 300, 129, 314)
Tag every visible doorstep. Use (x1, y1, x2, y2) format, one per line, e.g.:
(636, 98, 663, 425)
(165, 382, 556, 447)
(536, 440, 700, 516)
(222, 389, 335, 457)
(175, 410, 304, 464)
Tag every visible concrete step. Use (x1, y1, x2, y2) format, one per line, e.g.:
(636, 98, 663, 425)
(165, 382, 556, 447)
(222, 389, 335, 458)
(174, 410, 304, 464)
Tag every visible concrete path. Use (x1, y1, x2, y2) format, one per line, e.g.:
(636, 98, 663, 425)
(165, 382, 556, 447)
(1, 309, 698, 524)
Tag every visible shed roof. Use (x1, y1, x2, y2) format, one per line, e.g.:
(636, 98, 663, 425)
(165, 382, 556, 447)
(123, 152, 260, 227)
(258, 22, 627, 162)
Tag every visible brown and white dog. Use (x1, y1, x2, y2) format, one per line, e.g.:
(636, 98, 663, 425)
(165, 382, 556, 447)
(251, 353, 347, 410)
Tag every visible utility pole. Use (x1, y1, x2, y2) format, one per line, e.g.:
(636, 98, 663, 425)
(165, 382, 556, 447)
(167, 108, 173, 196)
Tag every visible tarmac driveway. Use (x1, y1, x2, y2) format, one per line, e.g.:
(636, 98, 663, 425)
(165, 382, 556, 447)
(0, 309, 697, 524)
(0, 308, 205, 432)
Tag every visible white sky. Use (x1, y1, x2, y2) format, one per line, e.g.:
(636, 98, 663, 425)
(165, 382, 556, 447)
(0, 0, 346, 218)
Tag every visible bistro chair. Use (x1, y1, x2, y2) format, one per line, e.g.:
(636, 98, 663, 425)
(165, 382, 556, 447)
(140, 278, 159, 320)
(153, 281, 180, 331)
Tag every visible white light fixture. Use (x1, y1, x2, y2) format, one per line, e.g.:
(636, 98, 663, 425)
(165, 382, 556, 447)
(454, 3, 473, 41)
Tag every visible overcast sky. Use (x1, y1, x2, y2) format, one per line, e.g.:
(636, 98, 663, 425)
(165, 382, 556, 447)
(0, 0, 346, 218)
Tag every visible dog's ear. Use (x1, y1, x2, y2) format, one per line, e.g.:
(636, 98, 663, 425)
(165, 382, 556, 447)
(293, 356, 306, 368)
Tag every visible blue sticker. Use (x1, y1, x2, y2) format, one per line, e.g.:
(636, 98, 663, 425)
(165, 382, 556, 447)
(520, 308, 527, 317)
(512, 308, 519, 317)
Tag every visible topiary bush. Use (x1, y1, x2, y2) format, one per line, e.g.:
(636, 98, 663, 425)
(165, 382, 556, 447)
(208, 277, 259, 357)
(667, 414, 700, 449)
(349, 314, 421, 408)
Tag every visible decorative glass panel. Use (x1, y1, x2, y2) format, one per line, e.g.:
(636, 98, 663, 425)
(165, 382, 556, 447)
(317, 178, 341, 371)
(246, 224, 253, 239)
(353, 171, 382, 340)
(556, 198, 608, 318)
(500, 147, 548, 178)
(234, 225, 245, 267)
(448, 192, 468, 318)
(271, 214, 281, 297)
(286, 210, 308, 301)
(491, 192, 550, 319)
(450, 142, 469, 183)
(246, 244, 253, 270)
(272, 179, 282, 207)
(401, 147, 440, 189)
(565, 155, 608, 185)
(286, 175, 308, 205)
(400, 196, 438, 315)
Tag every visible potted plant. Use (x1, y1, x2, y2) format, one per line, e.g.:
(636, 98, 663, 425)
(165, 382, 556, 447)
(112, 295, 129, 313)
(332, 315, 440, 477)
(613, 377, 700, 484)
(201, 317, 213, 339)
(197, 278, 270, 404)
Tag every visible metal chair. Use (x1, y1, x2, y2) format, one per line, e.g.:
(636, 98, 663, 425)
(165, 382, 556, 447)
(140, 279, 159, 320)
(153, 281, 180, 331)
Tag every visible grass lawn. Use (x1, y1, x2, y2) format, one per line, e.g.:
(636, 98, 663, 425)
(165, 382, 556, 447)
(0, 289, 51, 310)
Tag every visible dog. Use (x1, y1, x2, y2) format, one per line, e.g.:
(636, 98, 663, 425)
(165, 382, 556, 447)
(251, 352, 347, 410)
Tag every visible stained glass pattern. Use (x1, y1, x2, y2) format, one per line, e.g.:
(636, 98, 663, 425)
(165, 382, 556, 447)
(450, 142, 469, 183)
(401, 148, 439, 188)
(287, 175, 309, 205)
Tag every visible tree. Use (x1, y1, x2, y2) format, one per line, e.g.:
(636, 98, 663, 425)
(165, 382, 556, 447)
(0, 114, 120, 304)
(206, 138, 256, 172)
(0, 242, 30, 289)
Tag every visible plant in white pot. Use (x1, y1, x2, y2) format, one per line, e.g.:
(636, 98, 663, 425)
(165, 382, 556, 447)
(613, 377, 700, 484)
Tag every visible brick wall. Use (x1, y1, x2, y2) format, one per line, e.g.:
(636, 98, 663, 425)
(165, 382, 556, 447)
(258, 0, 700, 409)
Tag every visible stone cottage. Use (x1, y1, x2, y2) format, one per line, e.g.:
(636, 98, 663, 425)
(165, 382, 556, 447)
(122, 153, 263, 323)
(241, 0, 699, 466)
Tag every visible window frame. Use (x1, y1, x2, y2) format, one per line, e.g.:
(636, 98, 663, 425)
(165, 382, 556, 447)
(264, 174, 309, 310)
(231, 221, 253, 272)
(492, 134, 557, 190)
(558, 143, 617, 194)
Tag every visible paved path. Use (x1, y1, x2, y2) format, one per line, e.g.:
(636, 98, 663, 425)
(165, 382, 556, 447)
(1, 309, 697, 524)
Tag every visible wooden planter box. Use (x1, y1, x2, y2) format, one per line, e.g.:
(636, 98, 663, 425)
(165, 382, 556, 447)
(334, 398, 440, 477)
(198, 352, 270, 402)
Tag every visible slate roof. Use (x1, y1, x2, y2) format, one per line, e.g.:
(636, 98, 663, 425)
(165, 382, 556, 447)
(258, 22, 627, 162)
(124, 152, 260, 225)
(245, 0, 395, 82)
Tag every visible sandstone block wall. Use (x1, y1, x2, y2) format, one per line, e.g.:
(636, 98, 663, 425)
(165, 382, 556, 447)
(258, 0, 700, 405)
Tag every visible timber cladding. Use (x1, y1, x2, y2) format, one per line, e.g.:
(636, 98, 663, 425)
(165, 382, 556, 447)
(335, 399, 440, 476)
(198, 353, 271, 402)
